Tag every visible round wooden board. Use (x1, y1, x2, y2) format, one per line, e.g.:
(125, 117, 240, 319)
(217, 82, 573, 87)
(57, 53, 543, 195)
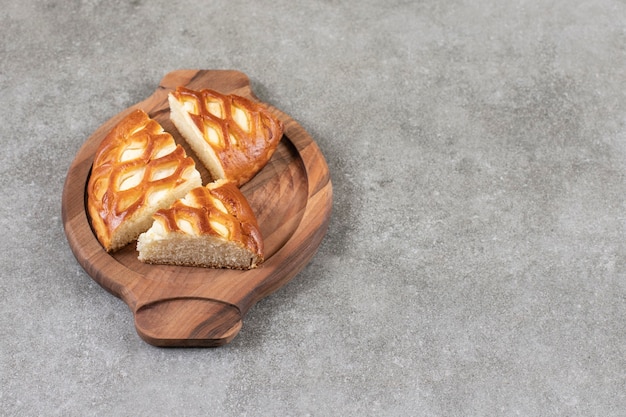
(62, 70, 332, 347)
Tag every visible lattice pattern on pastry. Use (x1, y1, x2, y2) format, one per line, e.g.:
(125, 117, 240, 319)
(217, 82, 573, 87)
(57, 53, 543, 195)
(87, 109, 200, 251)
(137, 180, 264, 268)
(175, 88, 273, 150)
(169, 87, 284, 186)
(152, 180, 261, 249)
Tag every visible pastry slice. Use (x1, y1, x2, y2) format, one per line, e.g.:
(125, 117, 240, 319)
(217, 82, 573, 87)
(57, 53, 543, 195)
(87, 109, 202, 252)
(137, 179, 264, 269)
(168, 87, 283, 187)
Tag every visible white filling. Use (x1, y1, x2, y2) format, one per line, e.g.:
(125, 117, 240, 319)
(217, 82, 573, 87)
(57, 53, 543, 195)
(129, 125, 146, 136)
(231, 105, 249, 132)
(181, 194, 200, 208)
(206, 100, 223, 118)
(210, 220, 229, 238)
(151, 165, 176, 181)
(177, 218, 196, 236)
(210, 196, 228, 214)
(147, 189, 168, 206)
(119, 168, 145, 191)
(205, 124, 221, 146)
(120, 145, 144, 162)
(181, 99, 198, 114)
(154, 142, 176, 158)
(182, 166, 201, 182)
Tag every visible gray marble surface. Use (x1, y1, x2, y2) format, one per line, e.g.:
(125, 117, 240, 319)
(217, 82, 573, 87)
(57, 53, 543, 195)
(2, 1, 625, 415)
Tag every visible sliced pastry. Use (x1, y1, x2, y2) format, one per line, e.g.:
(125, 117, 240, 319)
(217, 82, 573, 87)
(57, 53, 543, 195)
(137, 179, 264, 269)
(168, 86, 283, 187)
(87, 109, 202, 252)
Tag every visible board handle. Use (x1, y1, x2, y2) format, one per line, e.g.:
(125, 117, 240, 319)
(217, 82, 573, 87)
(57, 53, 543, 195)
(134, 297, 242, 347)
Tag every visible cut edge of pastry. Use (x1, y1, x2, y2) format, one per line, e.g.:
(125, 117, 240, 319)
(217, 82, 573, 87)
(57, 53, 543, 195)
(168, 92, 226, 181)
(137, 229, 262, 269)
(103, 167, 201, 252)
(167, 87, 284, 187)
(136, 179, 264, 270)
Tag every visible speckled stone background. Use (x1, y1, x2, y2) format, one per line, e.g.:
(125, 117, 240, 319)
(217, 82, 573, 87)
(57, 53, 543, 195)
(1, 1, 625, 415)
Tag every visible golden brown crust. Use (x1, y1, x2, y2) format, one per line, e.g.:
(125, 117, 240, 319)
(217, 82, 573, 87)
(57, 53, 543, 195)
(151, 180, 263, 263)
(87, 109, 200, 252)
(169, 87, 284, 186)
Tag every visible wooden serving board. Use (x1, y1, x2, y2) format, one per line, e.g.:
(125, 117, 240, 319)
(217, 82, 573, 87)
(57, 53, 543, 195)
(62, 69, 332, 347)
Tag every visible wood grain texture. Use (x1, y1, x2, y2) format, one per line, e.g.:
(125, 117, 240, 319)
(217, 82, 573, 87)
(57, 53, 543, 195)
(62, 70, 332, 347)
